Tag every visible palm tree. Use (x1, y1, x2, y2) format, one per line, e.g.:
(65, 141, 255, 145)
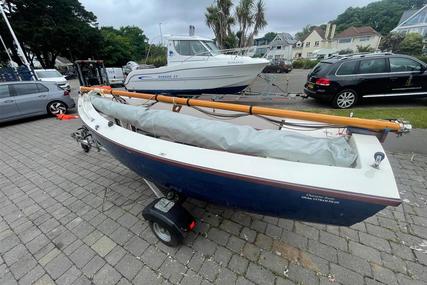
(236, 0, 253, 48)
(205, 0, 234, 49)
(236, 0, 267, 48)
(245, 0, 267, 47)
(205, 0, 267, 49)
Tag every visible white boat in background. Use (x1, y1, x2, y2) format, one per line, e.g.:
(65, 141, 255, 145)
(124, 35, 269, 94)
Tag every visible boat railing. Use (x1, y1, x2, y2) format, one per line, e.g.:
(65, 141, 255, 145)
(180, 46, 265, 63)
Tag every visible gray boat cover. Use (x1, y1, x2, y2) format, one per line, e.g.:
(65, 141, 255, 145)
(90, 95, 357, 167)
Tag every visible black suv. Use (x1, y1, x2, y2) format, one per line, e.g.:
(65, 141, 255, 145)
(304, 53, 427, 108)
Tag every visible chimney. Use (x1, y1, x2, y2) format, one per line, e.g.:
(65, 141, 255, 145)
(330, 24, 336, 40)
(325, 23, 331, 40)
(189, 25, 195, 36)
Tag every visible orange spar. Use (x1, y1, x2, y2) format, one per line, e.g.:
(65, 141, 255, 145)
(80, 86, 405, 133)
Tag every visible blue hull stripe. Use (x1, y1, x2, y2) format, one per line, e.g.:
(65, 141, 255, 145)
(126, 85, 248, 95)
(88, 129, 399, 226)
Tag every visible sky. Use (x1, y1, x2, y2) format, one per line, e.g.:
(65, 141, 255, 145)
(80, 0, 378, 43)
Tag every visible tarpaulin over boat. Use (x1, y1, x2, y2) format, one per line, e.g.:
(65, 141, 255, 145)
(90, 94, 358, 167)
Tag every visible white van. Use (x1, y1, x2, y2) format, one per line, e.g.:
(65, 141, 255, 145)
(106, 68, 125, 85)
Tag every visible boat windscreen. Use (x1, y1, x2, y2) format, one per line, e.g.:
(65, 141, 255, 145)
(174, 40, 211, 56)
(203, 41, 221, 55)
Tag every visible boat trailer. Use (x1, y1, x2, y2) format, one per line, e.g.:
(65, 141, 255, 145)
(71, 126, 196, 247)
(179, 73, 308, 104)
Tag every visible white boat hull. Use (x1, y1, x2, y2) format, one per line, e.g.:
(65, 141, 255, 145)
(124, 57, 268, 94)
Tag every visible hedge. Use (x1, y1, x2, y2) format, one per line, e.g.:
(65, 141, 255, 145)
(292, 59, 319, 69)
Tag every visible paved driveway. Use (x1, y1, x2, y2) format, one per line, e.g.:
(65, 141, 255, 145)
(0, 116, 426, 285)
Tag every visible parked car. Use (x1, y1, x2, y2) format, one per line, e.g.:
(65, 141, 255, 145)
(304, 53, 427, 108)
(34, 69, 71, 91)
(262, 59, 293, 73)
(106, 67, 125, 85)
(0, 81, 75, 123)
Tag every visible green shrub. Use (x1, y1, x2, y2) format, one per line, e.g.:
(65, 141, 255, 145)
(416, 55, 427, 64)
(400, 33, 423, 56)
(145, 55, 167, 67)
(292, 59, 319, 69)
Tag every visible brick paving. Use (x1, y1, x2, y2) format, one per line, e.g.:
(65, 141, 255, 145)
(0, 116, 426, 285)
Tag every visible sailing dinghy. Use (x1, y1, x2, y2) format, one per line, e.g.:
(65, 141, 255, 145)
(78, 87, 410, 228)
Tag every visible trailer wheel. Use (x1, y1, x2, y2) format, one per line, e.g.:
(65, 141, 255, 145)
(81, 142, 90, 153)
(149, 221, 181, 247)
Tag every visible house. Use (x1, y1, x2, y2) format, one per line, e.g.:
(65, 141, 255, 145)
(246, 35, 272, 57)
(265, 32, 296, 61)
(247, 32, 295, 59)
(392, 5, 427, 36)
(292, 24, 336, 59)
(293, 24, 381, 59)
(254, 37, 270, 46)
(332, 26, 381, 52)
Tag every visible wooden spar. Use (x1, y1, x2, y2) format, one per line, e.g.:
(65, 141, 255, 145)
(80, 86, 404, 132)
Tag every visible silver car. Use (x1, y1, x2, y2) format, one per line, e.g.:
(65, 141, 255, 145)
(0, 81, 75, 123)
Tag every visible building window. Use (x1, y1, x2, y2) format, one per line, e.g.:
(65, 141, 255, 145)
(314, 41, 319, 47)
(338, 38, 352, 44)
(359, 36, 370, 42)
(305, 42, 310, 47)
(276, 46, 282, 50)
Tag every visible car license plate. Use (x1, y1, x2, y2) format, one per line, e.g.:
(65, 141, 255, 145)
(307, 83, 314, 89)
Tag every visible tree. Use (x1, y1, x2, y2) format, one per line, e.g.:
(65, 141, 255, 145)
(205, 0, 235, 49)
(98, 27, 133, 66)
(145, 44, 167, 67)
(3, 0, 103, 68)
(399, 33, 423, 55)
(244, 0, 267, 47)
(205, 0, 267, 49)
(263, 32, 277, 43)
(357, 45, 374, 52)
(119, 26, 149, 62)
(236, 0, 267, 47)
(333, 0, 427, 35)
(379, 32, 405, 52)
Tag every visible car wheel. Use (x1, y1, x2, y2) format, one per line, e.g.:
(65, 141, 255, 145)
(332, 90, 358, 109)
(47, 101, 67, 115)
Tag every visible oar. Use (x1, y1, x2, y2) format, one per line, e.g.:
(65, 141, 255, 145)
(80, 86, 410, 133)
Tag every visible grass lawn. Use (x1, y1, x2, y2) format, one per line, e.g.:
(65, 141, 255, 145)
(300, 107, 427, 128)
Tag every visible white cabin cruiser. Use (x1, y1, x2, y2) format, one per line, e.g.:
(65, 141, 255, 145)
(124, 35, 269, 94)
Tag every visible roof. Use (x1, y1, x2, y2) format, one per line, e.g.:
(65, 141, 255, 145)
(270, 32, 296, 46)
(303, 27, 326, 41)
(398, 9, 418, 25)
(334, 26, 380, 39)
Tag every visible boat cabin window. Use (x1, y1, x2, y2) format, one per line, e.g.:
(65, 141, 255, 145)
(173, 40, 210, 56)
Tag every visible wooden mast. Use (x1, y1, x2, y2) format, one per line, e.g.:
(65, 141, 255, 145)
(80, 86, 406, 133)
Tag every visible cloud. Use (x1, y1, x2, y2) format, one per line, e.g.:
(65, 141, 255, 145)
(80, 0, 377, 42)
